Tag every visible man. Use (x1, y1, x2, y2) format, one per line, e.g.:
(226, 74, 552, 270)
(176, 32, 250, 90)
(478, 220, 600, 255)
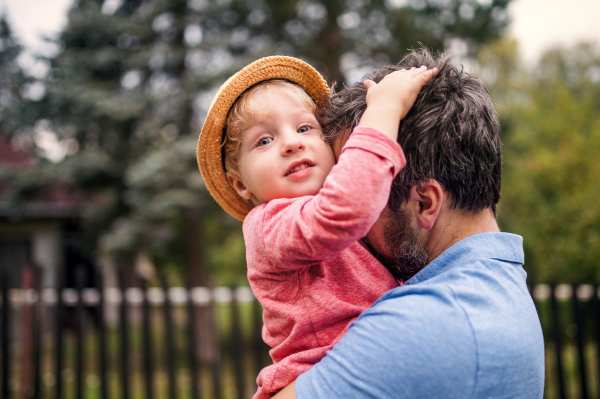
(274, 49, 545, 398)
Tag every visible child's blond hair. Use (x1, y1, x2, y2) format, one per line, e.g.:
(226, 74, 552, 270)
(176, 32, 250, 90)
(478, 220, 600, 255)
(223, 80, 317, 176)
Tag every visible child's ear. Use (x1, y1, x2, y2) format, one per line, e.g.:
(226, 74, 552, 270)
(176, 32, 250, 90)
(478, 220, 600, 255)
(226, 172, 253, 201)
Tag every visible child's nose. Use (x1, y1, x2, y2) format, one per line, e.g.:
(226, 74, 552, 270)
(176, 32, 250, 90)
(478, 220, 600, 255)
(281, 133, 305, 155)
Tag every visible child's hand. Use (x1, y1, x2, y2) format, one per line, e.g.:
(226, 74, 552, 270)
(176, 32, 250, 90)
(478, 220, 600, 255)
(365, 66, 436, 121)
(357, 66, 436, 142)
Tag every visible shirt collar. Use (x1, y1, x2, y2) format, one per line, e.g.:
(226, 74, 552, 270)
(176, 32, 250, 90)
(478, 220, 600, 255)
(405, 232, 524, 286)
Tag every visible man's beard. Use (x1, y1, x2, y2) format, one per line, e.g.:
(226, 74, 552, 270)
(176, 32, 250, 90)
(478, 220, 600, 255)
(371, 209, 429, 282)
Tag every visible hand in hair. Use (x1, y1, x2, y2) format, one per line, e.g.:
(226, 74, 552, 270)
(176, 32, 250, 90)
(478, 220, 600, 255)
(357, 66, 436, 142)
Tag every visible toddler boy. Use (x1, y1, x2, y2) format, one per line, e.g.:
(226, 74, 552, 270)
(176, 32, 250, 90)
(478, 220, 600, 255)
(197, 56, 434, 398)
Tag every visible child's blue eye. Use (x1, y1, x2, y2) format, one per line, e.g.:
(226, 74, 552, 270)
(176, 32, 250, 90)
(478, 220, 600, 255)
(298, 126, 310, 133)
(258, 137, 273, 146)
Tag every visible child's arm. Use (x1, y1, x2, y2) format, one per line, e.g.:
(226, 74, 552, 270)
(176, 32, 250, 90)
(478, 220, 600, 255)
(358, 66, 436, 142)
(248, 67, 435, 268)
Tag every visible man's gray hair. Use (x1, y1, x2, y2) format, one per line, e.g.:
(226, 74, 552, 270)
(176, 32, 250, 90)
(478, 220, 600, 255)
(319, 48, 502, 216)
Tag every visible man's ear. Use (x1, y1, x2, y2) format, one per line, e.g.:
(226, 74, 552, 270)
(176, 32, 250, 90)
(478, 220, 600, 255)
(407, 180, 444, 230)
(226, 172, 253, 200)
(332, 128, 352, 160)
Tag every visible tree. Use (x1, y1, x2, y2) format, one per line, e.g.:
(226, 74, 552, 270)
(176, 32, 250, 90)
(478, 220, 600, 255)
(122, 0, 514, 284)
(0, 15, 36, 140)
(479, 40, 600, 282)
(6, 0, 514, 287)
(0, 14, 47, 211)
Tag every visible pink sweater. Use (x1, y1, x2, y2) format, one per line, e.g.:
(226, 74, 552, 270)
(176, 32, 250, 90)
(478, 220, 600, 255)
(243, 127, 405, 398)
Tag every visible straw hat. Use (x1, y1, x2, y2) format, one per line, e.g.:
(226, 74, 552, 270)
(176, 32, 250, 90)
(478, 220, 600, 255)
(196, 56, 330, 221)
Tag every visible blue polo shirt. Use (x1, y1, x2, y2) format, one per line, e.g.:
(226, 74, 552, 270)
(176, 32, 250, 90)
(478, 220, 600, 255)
(295, 233, 545, 398)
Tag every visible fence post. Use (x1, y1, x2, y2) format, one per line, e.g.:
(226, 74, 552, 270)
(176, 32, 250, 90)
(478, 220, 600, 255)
(209, 294, 222, 399)
(1, 272, 10, 399)
(550, 283, 567, 399)
(75, 266, 86, 399)
(161, 275, 177, 399)
(592, 285, 600, 399)
(252, 298, 265, 381)
(230, 287, 245, 399)
(96, 269, 107, 399)
(141, 278, 154, 399)
(54, 269, 64, 399)
(21, 267, 34, 397)
(32, 266, 42, 399)
(572, 284, 589, 399)
(186, 281, 200, 399)
(118, 269, 130, 399)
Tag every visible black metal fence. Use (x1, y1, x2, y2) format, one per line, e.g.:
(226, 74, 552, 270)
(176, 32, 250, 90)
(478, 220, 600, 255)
(530, 283, 600, 399)
(1, 266, 600, 399)
(0, 266, 270, 399)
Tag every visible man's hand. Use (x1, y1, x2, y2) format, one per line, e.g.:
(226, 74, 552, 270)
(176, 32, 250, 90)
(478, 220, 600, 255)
(357, 66, 436, 142)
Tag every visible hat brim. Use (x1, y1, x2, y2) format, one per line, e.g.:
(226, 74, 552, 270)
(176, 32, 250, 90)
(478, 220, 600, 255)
(197, 56, 330, 221)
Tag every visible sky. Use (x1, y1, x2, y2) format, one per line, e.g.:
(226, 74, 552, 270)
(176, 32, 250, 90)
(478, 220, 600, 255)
(0, 0, 599, 67)
(508, 0, 600, 65)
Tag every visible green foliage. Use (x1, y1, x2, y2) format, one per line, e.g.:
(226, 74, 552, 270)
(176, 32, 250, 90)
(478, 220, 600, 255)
(0, 15, 37, 135)
(484, 41, 600, 282)
(4, 0, 513, 284)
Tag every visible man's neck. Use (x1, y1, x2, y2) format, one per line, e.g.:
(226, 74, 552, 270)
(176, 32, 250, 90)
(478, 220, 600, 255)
(426, 208, 500, 262)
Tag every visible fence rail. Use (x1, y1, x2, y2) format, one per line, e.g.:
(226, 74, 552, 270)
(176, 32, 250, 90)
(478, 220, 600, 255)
(1, 283, 598, 306)
(1, 266, 600, 399)
(1, 286, 257, 307)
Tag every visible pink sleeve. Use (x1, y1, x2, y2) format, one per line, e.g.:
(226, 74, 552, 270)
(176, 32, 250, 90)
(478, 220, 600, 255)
(249, 126, 406, 269)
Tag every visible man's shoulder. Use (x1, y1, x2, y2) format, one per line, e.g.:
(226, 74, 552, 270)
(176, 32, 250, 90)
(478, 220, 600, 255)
(359, 257, 538, 361)
(370, 256, 536, 337)
(358, 259, 544, 398)
(296, 256, 544, 398)
(357, 282, 477, 354)
(299, 283, 479, 398)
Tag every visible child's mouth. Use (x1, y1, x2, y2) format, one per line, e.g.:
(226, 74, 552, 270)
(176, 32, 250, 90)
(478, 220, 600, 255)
(286, 162, 314, 176)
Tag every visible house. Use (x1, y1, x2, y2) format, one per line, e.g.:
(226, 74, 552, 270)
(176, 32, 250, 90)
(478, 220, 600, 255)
(0, 135, 93, 289)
